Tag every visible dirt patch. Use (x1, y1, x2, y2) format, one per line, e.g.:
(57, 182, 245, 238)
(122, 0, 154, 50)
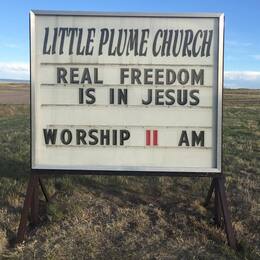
(0, 84, 29, 104)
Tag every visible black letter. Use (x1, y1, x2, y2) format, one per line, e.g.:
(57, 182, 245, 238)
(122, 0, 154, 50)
(120, 130, 130, 145)
(79, 88, 83, 104)
(118, 89, 128, 105)
(192, 131, 204, 146)
(89, 129, 98, 145)
(108, 29, 116, 56)
(166, 69, 176, 85)
(70, 68, 79, 84)
(109, 88, 114, 104)
(182, 30, 193, 57)
(201, 30, 213, 57)
(178, 130, 189, 146)
(177, 89, 188, 105)
(191, 69, 204, 85)
(153, 29, 163, 56)
(189, 90, 200, 105)
(155, 69, 164, 85)
(142, 89, 152, 105)
(112, 130, 117, 145)
(192, 30, 203, 56)
(100, 129, 110, 145)
(77, 28, 85, 55)
(51, 28, 58, 54)
(131, 69, 141, 84)
(81, 68, 92, 84)
(86, 28, 95, 55)
(155, 89, 164, 105)
(120, 68, 129, 84)
(60, 129, 72, 145)
(94, 68, 103, 84)
(57, 67, 68, 83)
(165, 89, 175, 105)
(139, 29, 149, 56)
(126, 29, 139, 56)
(43, 27, 51, 54)
(144, 69, 153, 85)
(59, 28, 69, 55)
(85, 88, 96, 104)
(68, 28, 78, 55)
(177, 69, 189, 85)
(99, 28, 109, 55)
(43, 129, 57, 144)
(76, 129, 87, 145)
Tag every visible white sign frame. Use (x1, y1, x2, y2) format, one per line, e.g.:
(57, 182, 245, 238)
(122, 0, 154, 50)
(30, 11, 224, 174)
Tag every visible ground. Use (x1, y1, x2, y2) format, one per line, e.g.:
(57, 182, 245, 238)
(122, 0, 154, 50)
(0, 84, 259, 259)
(0, 84, 29, 104)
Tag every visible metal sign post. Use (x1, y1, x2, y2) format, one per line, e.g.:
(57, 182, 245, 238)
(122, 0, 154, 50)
(16, 11, 237, 249)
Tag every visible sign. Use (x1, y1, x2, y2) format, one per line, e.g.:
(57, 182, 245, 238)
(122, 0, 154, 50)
(30, 11, 224, 173)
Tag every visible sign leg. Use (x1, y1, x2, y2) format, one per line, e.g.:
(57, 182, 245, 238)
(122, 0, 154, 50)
(16, 175, 36, 243)
(31, 176, 39, 225)
(16, 174, 50, 243)
(204, 178, 215, 207)
(215, 177, 237, 249)
(204, 177, 237, 249)
(39, 177, 49, 202)
(214, 179, 222, 227)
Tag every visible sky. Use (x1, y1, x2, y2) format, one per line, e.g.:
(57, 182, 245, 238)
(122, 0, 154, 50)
(0, 0, 259, 88)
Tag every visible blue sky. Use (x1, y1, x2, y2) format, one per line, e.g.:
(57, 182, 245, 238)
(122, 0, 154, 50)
(0, 0, 259, 88)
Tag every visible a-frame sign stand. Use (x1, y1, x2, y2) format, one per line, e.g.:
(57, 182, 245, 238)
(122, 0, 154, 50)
(16, 174, 237, 250)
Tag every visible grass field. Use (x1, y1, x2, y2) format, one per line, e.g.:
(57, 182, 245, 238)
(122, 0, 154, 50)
(0, 88, 259, 259)
(0, 84, 29, 104)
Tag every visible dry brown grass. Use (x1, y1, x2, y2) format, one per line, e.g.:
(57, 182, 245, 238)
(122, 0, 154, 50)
(0, 88, 259, 259)
(0, 83, 29, 105)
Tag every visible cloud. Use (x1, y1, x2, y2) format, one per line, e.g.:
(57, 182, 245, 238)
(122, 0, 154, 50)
(0, 62, 29, 80)
(225, 71, 260, 81)
(226, 40, 252, 47)
(224, 71, 260, 89)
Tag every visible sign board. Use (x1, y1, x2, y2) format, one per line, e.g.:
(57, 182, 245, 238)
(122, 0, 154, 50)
(30, 11, 224, 174)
